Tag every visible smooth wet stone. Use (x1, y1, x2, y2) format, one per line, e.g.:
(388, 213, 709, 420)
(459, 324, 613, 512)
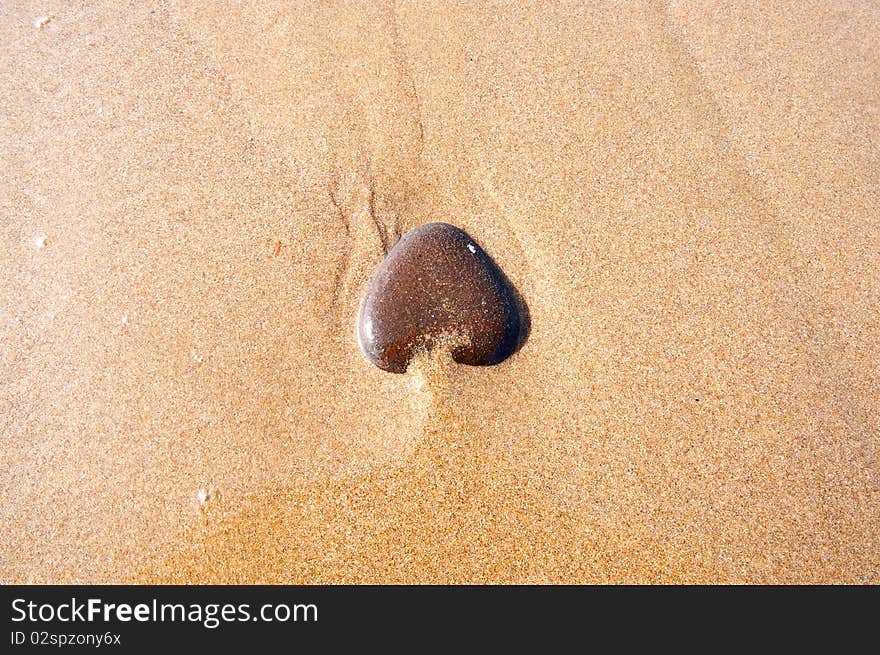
(358, 222, 522, 373)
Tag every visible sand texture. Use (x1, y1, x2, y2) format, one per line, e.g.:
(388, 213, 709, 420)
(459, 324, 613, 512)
(2, 1, 879, 583)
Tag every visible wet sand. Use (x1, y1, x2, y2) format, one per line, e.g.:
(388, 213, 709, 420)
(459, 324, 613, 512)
(2, 1, 878, 583)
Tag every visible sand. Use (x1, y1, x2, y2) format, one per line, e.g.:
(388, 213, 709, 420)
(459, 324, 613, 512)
(1, 0, 878, 584)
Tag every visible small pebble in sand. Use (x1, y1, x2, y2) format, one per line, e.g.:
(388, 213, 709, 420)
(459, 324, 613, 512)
(357, 222, 522, 373)
(33, 235, 48, 249)
(34, 15, 52, 29)
(197, 489, 209, 505)
(192, 352, 204, 364)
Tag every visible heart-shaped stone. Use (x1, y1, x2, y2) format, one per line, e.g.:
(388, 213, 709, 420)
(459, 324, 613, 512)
(357, 222, 523, 373)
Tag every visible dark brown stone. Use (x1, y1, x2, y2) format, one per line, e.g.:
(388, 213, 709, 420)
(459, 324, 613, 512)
(357, 222, 522, 373)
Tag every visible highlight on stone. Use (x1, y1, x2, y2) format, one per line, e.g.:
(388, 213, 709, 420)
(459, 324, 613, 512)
(357, 222, 523, 373)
